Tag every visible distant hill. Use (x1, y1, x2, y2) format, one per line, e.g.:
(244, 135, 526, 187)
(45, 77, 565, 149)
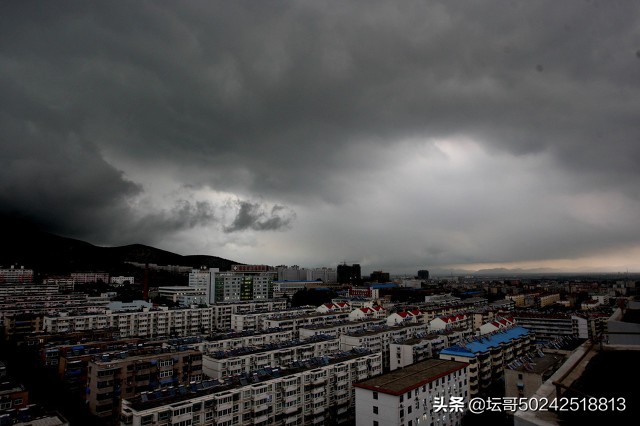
(0, 220, 239, 274)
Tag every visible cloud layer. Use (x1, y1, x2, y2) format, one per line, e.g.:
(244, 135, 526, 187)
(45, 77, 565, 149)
(1, 0, 639, 273)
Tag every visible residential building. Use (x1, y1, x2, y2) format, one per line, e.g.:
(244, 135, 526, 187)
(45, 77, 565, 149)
(340, 322, 431, 369)
(202, 335, 340, 379)
(0, 265, 33, 284)
(120, 349, 382, 426)
(298, 318, 387, 340)
(70, 272, 110, 284)
(389, 328, 474, 371)
(354, 359, 469, 426)
(439, 326, 535, 395)
(86, 346, 203, 421)
(504, 352, 564, 398)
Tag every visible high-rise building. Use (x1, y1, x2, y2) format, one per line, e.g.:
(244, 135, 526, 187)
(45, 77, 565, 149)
(337, 263, 361, 285)
(418, 270, 430, 280)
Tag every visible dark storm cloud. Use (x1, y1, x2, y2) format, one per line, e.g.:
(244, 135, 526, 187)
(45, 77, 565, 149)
(1, 0, 639, 267)
(224, 201, 295, 233)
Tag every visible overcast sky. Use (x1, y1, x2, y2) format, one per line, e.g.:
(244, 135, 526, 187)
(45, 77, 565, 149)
(2, 0, 639, 275)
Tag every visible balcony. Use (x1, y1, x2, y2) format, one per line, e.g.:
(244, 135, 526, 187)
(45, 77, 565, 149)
(254, 413, 269, 424)
(312, 377, 326, 386)
(284, 405, 299, 415)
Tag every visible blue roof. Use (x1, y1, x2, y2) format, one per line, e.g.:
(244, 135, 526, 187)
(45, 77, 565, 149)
(440, 326, 530, 358)
(371, 283, 397, 289)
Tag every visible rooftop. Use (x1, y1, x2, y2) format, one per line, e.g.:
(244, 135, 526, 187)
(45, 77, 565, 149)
(207, 335, 335, 359)
(125, 348, 376, 412)
(439, 326, 531, 357)
(354, 359, 467, 396)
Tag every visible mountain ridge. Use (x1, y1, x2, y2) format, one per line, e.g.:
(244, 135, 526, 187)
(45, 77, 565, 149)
(0, 220, 240, 274)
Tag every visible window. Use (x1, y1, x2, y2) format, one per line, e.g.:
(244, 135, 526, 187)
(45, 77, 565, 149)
(408, 405, 412, 414)
(373, 406, 378, 414)
(374, 422, 379, 426)
(518, 373, 523, 380)
(373, 391, 378, 400)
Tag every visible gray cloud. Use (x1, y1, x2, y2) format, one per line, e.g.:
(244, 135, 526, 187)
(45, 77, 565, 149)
(1, 0, 639, 270)
(224, 201, 295, 233)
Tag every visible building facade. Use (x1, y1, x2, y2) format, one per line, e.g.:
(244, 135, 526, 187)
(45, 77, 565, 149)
(354, 359, 469, 426)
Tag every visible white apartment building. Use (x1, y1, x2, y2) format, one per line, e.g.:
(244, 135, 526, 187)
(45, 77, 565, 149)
(43, 277, 76, 292)
(70, 272, 110, 284)
(0, 265, 34, 283)
(120, 349, 383, 426)
(272, 281, 309, 298)
(210, 299, 288, 330)
(387, 309, 425, 326)
(261, 311, 351, 334)
(429, 314, 470, 331)
(348, 306, 386, 321)
(276, 266, 337, 283)
(203, 335, 341, 379)
(111, 276, 135, 285)
(478, 317, 516, 335)
(340, 322, 431, 369)
(43, 306, 214, 338)
(299, 318, 387, 340)
(230, 307, 317, 332)
(512, 312, 606, 340)
(193, 329, 296, 354)
(158, 286, 208, 306)
(316, 302, 350, 313)
(354, 359, 469, 426)
(389, 328, 475, 371)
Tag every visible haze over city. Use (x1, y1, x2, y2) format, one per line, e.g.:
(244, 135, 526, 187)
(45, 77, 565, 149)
(1, 1, 640, 275)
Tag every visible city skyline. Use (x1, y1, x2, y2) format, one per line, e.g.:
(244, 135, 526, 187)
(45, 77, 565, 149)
(1, 1, 640, 275)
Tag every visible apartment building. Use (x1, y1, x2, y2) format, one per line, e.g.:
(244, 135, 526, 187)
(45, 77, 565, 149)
(504, 351, 564, 398)
(203, 335, 340, 379)
(70, 272, 110, 284)
(513, 312, 607, 340)
(298, 318, 387, 340)
(86, 347, 203, 421)
(1, 293, 110, 340)
(276, 266, 337, 283)
(43, 306, 213, 338)
(354, 359, 469, 426)
(210, 300, 288, 330)
(340, 322, 431, 369)
(389, 328, 475, 371)
(261, 311, 351, 334)
(119, 349, 383, 426)
(386, 309, 426, 326)
(0, 265, 33, 283)
(429, 314, 471, 331)
(50, 339, 148, 398)
(537, 293, 560, 308)
(478, 317, 516, 335)
(230, 307, 317, 332)
(43, 300, 289, 338)
(348, 306, 386, 321)
(194, 329, 296, 354)
(439, 326, 534, 395)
